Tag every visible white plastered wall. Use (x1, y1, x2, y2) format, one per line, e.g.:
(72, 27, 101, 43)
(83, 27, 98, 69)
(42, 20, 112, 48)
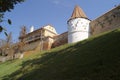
(68, 18, 90, 43)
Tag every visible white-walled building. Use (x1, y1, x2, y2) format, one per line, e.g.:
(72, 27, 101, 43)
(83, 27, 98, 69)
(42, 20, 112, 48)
(67, 5, 91, 43)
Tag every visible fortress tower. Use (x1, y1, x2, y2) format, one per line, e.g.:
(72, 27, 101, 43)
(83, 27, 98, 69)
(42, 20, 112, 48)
(67, 5, 91, 43)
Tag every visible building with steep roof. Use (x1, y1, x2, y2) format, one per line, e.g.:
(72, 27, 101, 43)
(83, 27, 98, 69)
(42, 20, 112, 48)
(67, 5, 91, 43)
(67, 5, 120, 43)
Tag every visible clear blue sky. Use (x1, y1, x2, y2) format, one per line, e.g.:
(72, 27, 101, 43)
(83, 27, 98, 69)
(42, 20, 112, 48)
(0, 0, 119, 42)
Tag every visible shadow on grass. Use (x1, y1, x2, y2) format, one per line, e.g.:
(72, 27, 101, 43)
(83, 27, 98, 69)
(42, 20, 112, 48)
(2, 29, 120, 80)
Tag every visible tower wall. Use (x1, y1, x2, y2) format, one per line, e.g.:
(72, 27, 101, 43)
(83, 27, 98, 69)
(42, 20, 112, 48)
(68, 18, 90, 43)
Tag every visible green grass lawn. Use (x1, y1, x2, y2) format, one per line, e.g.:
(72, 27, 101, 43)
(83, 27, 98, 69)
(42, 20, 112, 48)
(0, 29, 120, 80)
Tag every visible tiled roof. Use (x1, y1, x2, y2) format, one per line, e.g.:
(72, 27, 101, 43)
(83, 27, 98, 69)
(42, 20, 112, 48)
(69, 5, 87, 20)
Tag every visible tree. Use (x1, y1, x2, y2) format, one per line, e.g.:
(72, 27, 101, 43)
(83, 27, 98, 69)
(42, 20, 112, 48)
(0, 0, 24, 33)
(0, 32, 13, 56)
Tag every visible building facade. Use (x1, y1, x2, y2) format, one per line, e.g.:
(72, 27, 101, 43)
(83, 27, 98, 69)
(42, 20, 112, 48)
(19, 25, 58, 51)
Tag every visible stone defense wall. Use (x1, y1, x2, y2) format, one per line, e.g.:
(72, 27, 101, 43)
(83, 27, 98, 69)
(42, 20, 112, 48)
(42, 37, 54, 50)
(22, 32, 67, 51)
(22, 40, 40, 51)
(22, 37, 54, 51)
(52, 32, 68, 48)
(90, 6, 120, 36)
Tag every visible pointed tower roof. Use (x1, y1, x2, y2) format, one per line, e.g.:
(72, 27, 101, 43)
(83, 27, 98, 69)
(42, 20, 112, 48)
(69, 5, 88, 20)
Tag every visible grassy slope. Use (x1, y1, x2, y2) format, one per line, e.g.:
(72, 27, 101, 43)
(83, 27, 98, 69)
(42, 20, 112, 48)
(1, 29, 120, 80)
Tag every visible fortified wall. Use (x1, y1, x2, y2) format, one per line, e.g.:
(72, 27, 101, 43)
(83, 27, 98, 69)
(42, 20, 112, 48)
(90, 6, 120, 36)
(52, 32, 68, 48)
(19, 5, 120, 52)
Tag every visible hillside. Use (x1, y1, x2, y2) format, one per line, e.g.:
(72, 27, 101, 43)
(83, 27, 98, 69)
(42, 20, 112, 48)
(0, 29, 120, 80)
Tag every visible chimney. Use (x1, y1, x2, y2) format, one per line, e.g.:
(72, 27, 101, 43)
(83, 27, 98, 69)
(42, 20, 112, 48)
(30, 26, 34, 32)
